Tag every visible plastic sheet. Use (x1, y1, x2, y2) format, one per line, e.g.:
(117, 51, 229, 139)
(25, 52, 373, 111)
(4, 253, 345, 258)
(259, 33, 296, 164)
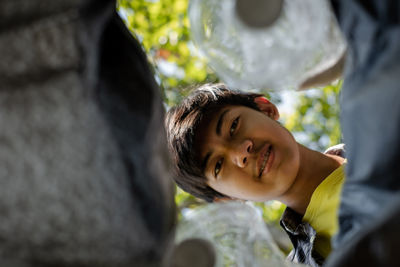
(176, 202, 303, 267)
(189, 0, 346, 91)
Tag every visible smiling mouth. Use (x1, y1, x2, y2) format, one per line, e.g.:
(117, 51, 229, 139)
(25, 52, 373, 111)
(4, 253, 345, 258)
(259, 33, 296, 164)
(259, 145, 272, 177)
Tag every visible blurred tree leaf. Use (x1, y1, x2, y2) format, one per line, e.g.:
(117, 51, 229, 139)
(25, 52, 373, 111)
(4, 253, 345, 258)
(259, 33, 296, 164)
(283, 81, 342, 151)
(118, 0, 219, 106)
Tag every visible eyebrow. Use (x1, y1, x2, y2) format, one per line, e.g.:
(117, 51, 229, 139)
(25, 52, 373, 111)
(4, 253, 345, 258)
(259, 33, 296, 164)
(201, 151, 211, 173)
(216, 109, 230, 136)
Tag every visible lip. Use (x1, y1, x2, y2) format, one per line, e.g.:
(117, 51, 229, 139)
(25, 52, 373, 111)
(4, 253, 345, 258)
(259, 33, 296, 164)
(257, 144, 273, 178)
(262, 146, 274, 176)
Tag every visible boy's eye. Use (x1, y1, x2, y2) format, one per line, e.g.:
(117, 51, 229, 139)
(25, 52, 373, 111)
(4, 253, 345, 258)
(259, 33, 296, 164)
(230, 116, 240, 136)
(215, 158, 224, 177)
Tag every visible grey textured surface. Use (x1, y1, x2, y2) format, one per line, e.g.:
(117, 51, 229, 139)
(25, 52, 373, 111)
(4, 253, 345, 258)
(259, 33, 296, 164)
(0, 11, 79, 86)
(0, 70, 152, 264)
(0, 0, 83, 30)
(0, 1, 175, 266)
(329, 0, 400, 247)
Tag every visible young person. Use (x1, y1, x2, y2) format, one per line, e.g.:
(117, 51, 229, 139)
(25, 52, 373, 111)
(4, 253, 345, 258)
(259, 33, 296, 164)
(165, 83, 345, 266)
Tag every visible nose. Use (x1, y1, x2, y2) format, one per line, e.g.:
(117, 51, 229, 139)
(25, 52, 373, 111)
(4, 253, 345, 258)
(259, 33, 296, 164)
(231, 139, 253, 168)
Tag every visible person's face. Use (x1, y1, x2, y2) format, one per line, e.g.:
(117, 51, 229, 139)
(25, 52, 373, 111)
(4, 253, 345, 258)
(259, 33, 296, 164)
(197, 100, 300, 202)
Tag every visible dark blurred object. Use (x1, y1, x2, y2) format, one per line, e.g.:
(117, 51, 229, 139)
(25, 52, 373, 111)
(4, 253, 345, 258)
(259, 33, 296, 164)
(235, 0, 283, 28)
(329, 0, 400, 246)
(167, 238, 216, 267)
(326, 198, 400, 266)
(0, 0, 175, 266)
(325, 0, 400, 265)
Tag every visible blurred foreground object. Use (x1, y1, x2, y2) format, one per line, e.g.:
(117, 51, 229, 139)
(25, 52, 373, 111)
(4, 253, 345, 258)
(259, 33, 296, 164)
(0, 0, 175, 266)
(175, 202, 301, 267)
(189, 0, 346, 91)
(326, 197, 400, 266)
(325, 0, 400, 264)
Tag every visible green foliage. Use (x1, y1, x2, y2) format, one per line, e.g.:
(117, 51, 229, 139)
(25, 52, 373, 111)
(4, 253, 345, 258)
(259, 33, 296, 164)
(118, 0, 342, 231)
(174, 187, 206, 221)
(118, 0, 218, 106)
(283, 81, 342, 151)
(254, 201, 287, 227)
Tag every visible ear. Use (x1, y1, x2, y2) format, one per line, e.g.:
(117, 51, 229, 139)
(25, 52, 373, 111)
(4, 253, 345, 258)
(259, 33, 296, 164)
(254, 96, 280, 120)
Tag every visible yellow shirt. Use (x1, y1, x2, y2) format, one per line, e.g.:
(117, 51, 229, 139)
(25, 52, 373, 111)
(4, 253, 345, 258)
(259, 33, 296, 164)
(303, 164, 346, 258)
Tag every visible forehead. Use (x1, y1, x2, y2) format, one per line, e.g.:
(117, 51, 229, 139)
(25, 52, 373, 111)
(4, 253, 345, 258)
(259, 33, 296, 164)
(194, 106, 226, 153)
(198, 104, 255, 135)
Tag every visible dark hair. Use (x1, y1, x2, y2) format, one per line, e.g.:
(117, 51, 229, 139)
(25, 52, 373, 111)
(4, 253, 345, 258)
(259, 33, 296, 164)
(165, 83, 262, 202)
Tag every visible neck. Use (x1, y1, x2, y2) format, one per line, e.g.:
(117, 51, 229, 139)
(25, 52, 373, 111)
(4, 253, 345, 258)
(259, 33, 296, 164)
(280, 143, 344, 215)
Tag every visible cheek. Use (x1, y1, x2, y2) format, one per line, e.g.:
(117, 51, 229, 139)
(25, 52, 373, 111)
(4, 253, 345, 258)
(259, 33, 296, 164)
(208, 180, 235, 198)
(208, 169, 247, 197)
